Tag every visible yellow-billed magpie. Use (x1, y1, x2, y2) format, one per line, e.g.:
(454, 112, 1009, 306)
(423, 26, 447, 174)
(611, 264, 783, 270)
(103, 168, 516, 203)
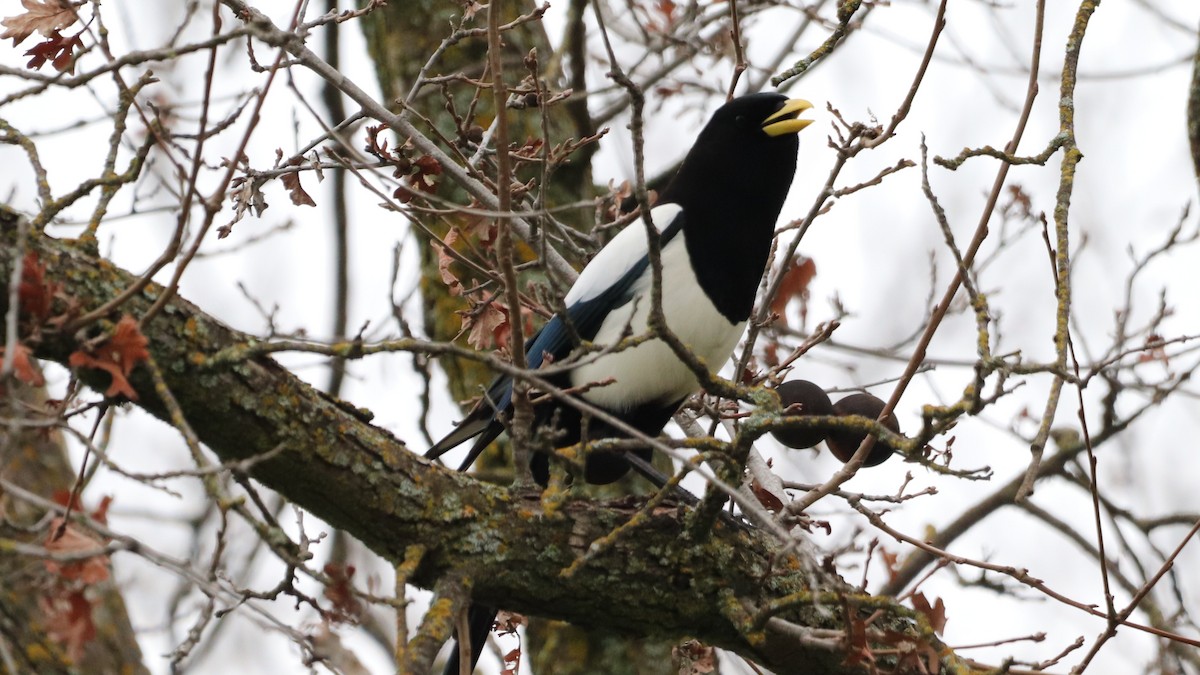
(427, 92, 812, 674)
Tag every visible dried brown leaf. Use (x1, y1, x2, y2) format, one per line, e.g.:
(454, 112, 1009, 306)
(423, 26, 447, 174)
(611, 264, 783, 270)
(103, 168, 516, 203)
(23, 29, 81, 72)
(436, 229, 464, 297)
(465, 302, 508, 351)
(44, 519, 110, 584)
(1, 343, 45, 386)
(322, 563, 363, 624)
(281, 159, 316, 206)
(39, 589, 96, 663)
(410, 154, 442, 193)
(67, 315, 150, 399)
(770, 256, 817, 327)
(1, 0, 80, 46)
(18, 250, 61, 323)
(911, 592, 948, 635)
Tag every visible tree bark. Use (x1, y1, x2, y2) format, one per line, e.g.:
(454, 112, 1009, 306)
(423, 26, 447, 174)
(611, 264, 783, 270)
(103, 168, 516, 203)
(0, 374, 148, 674)
(0, 207, 962, 674)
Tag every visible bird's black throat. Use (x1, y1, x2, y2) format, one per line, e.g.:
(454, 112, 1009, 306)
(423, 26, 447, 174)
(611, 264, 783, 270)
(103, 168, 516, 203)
(660, 122, 799, 323)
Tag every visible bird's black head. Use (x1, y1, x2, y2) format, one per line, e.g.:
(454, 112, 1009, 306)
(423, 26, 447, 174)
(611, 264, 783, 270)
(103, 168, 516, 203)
(703, 91, 815, 141)
(661, 92, 812, 211)
(659, 92, 814, 322)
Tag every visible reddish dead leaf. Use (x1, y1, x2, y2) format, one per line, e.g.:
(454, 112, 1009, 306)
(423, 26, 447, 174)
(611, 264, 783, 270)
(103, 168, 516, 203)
(462, 211, 496, 248)
(1, 0, 80, 47)
(645, 0, 677, 33)
(362, 124, 392, 161)
(654, 82, 684, 99)
(410, 154, 442, 194)
(841, 612, 874, 669)
(749, 479, 785, 513)
(500, 648, 521, 675)
(281, 158, 316, 207)
(922, 639, 943, 674)
(762, 341, 779, 368)
(465, 302, 509, 351)
(878, 547, 900, 584)
(393, 184, 415, 204)
(494, 611, 525, 675)
(50, 491, 113, 526)
(322, 562, 363, 624)
(481, 303, 536, 352)
(738, 361, 758, 385)
(494, 610, 526, 635)
(770, 256, 817, 327)
(462, 0, 484, 22)
(44, 518, 111, 584)
(67, 315, 150, 399)
(0, 343, 45, 386)
(90, 495, 112, 525)
(881, 630, 939, 675)
(436, 228, 464, 297)
(511, 137, 545, 161)
(911, 592, 947, 635)
(18, 250, 61, 323)
(223, 175, 270, 238)
(23, 29, 82, 73)
(1139, 333, 1169, 364)
(39, 588, 96, 663)
(656, 0, 676, 25)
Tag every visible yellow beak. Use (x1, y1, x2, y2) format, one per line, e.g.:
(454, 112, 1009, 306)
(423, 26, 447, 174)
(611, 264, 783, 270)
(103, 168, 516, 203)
(762, 99, 815, 137)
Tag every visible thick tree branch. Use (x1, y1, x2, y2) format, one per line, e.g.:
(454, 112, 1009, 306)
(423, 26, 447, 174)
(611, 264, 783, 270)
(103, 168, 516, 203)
(0, 209, 959, 674)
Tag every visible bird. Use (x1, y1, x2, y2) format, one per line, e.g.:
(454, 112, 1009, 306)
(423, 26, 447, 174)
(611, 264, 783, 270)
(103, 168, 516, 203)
(426, 91, 813, 674)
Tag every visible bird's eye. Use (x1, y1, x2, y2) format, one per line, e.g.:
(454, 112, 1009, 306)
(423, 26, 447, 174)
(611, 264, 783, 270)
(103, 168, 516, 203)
(735, 115, 747, 127)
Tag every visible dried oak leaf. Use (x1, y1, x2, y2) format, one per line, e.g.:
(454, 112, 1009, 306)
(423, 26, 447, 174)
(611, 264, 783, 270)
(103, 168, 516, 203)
(23, 29, 82, 73)
(39, 588, 96, 663)
(500, 648, 521, 675)
(436, 228, 464, 297)
(0, 342, 45, 387)
(462, 0, 484, 22)
(322, 562, 364, 624)
(770, 256, 816, 327)
(19, 250, 61, 324)
(465, 303, 534, 351)
(494, 611, 525, 675)
(44, 518, 111, 584)
(464, 302, 509, 351)
(647, 0, 677, 33)
(52, 491, 112, 525)
(281, 157, 316, 207)
(911, 592, 948, 635)
(67, 315, 150, 399)
(749, 479, 785, 513)
(409, 154, 442, 194)
(878, 547, 900, 583)
(841, 611, 874, 669)
(1, 0, 80, 46)
(1139, 333, 1169, 364)
(494, 610, 526, 635)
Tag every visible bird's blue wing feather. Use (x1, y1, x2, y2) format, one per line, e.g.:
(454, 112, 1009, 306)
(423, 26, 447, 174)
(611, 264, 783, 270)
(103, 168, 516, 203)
(497, 206, 686, 407)
(428, 205, 686, 457)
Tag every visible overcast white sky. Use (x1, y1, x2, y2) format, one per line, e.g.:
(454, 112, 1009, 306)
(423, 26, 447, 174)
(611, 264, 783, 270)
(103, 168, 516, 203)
(3, 0, 1199, 673)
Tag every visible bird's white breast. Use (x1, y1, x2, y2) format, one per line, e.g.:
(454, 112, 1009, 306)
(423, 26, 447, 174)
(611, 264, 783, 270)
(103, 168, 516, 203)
(569, 232, 746, 411)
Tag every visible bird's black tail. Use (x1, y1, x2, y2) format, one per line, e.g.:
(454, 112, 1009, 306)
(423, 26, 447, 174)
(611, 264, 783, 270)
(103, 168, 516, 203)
(441, 604, 497, 675)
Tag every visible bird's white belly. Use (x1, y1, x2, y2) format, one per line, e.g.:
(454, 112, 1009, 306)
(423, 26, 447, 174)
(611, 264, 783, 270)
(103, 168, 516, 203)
(569, 235, 746, 411)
